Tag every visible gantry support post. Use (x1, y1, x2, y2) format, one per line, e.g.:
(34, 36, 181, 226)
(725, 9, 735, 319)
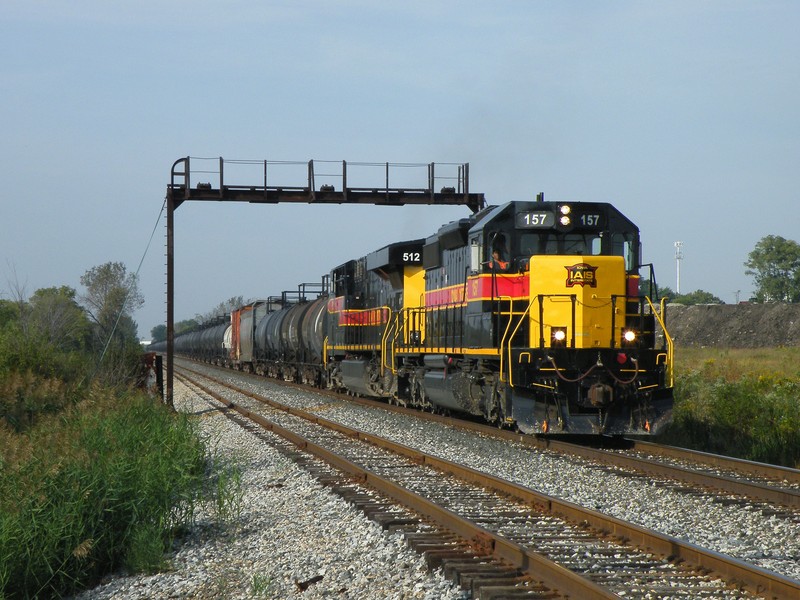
(166, 190, 175, 408)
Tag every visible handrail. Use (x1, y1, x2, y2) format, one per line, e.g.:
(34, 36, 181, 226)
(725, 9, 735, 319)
(496, 296, 519, 384)
(646, 296, 674, 387)
(502, 297, 536, 386)
(380, 308, 399, 376)
(168, 157, 476, 199)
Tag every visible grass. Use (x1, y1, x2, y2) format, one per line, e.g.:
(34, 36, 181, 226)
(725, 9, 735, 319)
(674, 346, 800, 381)
(657, 346, 800, 468)
(0, 384, 237, 599)
(251, 573, 273, 597)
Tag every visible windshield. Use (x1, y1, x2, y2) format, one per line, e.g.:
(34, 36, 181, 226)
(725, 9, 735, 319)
(520, 231, 637, 269)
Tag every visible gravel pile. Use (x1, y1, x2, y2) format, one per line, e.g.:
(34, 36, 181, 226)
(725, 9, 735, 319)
(70, 383, 468, 600)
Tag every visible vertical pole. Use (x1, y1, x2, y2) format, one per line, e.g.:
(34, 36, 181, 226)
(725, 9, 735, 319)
(219, 157, 224, 198)
(342, 160, 347, 202)
(166, 192, 175, 408)
(430, 162, 435, 200)
(674, 241, 683, 295)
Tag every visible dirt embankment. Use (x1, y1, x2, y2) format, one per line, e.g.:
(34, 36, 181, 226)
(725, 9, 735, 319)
(664, 303, 800, 348)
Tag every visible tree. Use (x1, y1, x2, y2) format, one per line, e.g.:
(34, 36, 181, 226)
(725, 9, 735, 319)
(80, 262, 144, 339)
(196, 296, 244, 323)
(28, 286, 91, 351)
(744, 235, 800, 302)
(79, 262, 144, 384)
(176, 318, 199, 334)
(672, 289, 724, 305)
(638, 280, 723, 305)
(150, 324, 167, 343)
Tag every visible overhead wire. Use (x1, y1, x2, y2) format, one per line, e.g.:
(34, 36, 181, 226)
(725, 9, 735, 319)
(88, 198, 166, 382)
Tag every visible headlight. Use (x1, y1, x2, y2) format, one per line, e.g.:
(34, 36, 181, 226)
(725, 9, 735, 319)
(622, 330, 637, 343)
(557, 205, 573, 229)
(551, 327, 567, 347)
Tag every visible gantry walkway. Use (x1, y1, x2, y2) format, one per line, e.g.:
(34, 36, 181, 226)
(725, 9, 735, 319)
(168, 157, 485, 212)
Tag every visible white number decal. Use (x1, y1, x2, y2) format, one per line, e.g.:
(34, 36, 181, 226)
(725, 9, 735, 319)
(525, 213, 547, 225)
(581, 214, 599, 226)
(402, 252, 421, 261)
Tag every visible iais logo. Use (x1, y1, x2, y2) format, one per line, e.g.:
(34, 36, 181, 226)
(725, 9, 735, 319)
(564, 263, 598, 288)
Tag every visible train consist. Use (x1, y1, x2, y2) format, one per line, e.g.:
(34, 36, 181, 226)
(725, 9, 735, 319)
(156, 198, 674, 436)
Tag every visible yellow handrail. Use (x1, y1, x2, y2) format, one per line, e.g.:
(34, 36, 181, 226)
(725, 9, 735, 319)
(378, 306, 395, 376)
(645, 296, 674, 387)
(501, 296, 535, 386)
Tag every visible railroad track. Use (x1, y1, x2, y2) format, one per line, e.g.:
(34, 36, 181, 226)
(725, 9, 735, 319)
(189, 359, 800, 512)
(175, 364, 799, 599)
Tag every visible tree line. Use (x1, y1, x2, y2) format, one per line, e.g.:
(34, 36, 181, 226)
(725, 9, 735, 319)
(1, 261, 143, 429)
(644, 235, 800, 305)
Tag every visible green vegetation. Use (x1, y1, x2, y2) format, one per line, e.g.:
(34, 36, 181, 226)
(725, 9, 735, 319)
(658, 347, 800, 468)
(0, 390, 207, 597)
(745, 235, 800, 303)
(638, 280, 723, 305)
(0, 263, 241, 598)
(250, 573, 273, 597)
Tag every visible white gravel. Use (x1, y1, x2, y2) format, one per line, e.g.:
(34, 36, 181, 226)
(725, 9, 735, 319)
(70, 383, 468, 600)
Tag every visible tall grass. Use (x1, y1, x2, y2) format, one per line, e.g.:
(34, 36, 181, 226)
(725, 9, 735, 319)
(659, 348, 800, 467)
(0, 387, 211, 598)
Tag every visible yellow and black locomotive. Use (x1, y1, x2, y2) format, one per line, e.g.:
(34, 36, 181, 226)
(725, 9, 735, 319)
(325, 198, 673, 435)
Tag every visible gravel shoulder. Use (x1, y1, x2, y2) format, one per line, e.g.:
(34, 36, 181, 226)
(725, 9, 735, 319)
(70, 383, 467, 600)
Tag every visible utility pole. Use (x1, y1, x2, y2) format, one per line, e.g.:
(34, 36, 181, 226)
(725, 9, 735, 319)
(674, 241, 683, 294)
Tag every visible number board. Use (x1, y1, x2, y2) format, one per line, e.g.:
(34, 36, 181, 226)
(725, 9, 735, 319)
(389, 244, 423, 264)
(575, 212, 605, 228)
(515, 211, 555, 228)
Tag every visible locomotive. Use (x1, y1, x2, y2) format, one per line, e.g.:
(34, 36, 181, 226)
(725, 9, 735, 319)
(159, 197, 673, 436)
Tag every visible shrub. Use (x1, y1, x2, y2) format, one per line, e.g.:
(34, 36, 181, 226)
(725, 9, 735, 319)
(663, 361, 800, 467)
(0, 389, 208, 598)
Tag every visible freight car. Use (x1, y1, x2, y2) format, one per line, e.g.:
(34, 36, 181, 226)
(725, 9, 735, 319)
(158, 197, 673, 436)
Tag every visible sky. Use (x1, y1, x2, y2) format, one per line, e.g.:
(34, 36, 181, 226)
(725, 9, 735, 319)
(2, 1, 798, 339)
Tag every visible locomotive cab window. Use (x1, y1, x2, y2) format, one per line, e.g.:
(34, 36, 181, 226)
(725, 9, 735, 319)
(544, 233, 602, 256)
(486, 233, 510, 272)
(611, 233, 638, 271)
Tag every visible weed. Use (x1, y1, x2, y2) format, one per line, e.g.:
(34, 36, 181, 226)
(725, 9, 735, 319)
(251, 572, 273, 597)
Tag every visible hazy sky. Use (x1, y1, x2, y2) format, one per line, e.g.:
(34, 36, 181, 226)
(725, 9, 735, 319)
(2, 1, 798, 339)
